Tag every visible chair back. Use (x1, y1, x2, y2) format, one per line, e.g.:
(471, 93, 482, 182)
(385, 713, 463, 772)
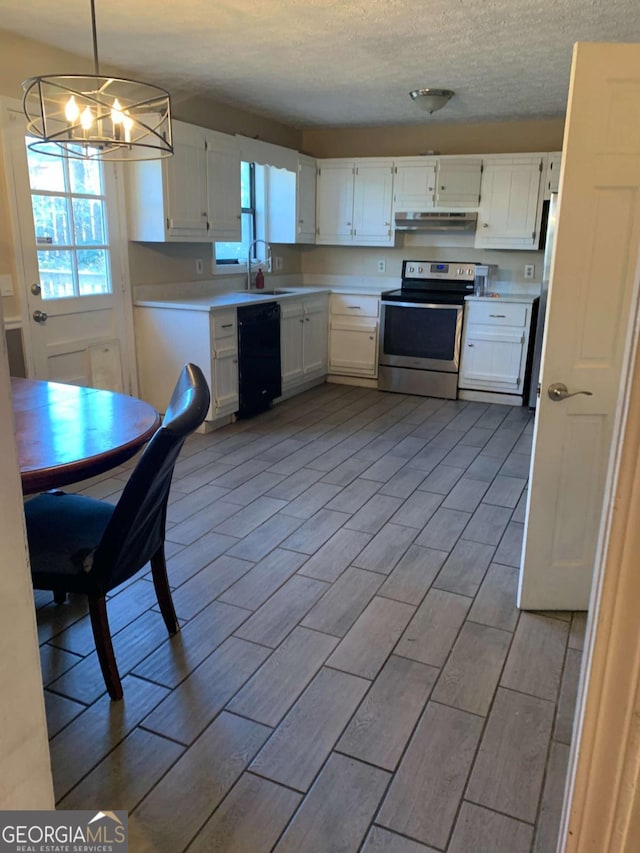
(90, 363, 210, 591)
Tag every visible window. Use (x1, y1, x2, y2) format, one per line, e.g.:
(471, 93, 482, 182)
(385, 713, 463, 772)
(26, 138, 112, 300)
(215, 161, 255, 264)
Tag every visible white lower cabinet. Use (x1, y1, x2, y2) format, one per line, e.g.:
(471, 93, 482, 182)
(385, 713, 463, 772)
(280, 295, 328, 393)
(459, 298, 534, 400)
(211, 309, 239, 416)
(328, 293, 380, 378)
(134, 305, 238, 422)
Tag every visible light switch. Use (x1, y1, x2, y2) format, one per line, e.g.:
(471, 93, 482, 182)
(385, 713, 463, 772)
(0, 274, 14, 297)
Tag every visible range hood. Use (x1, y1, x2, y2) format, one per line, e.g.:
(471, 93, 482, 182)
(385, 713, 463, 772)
(394, 211, 478, 232)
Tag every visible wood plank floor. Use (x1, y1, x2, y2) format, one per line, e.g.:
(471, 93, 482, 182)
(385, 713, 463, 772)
(37, 383, 583, 852)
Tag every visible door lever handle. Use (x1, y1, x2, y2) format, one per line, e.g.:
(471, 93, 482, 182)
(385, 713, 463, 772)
(547, 382, 593, 401)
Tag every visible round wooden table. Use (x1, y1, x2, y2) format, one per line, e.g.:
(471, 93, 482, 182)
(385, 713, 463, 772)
(12, 378, 161, 495)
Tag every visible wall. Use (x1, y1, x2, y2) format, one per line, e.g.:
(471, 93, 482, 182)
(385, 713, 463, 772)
(302, 117, 565, 159)
(301, 243, 544, 292)
(0, 295, 54, 808)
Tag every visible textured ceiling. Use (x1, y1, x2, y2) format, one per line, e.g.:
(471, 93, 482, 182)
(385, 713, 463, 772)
(0, 0, 638, 127)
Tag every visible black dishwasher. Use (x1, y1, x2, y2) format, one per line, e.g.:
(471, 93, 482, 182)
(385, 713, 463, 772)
(237, 301, 282, 418)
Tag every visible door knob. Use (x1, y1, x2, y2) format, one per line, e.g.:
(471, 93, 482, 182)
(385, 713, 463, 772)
(31, 283, 41, 295)
(547, 382, 593, 401)
(33, 310, 48, 323)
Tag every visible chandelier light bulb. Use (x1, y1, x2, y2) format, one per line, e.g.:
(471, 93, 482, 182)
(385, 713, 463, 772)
(64, 95, 80, 123)
(81, 105, 93, 131)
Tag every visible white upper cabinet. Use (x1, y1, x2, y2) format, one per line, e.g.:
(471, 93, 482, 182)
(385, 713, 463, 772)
(435, 158, 482, 207)
(544, 151, 562, 199)
(393, 157, 481, 211)
(126, 120, 240, 242)
(266, 154, 317, 245)
(316, 160, 356, 244)
(297, 155, 317, 243)
(316, 158, 394, 246)
(352, 160, 394, 245)
(474, 154, 546, 249)
(206, 130, 241, 241)
(393, 158, 437, 210)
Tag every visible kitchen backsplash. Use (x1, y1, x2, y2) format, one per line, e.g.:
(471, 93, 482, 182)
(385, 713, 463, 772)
(129, 239, 544, 298)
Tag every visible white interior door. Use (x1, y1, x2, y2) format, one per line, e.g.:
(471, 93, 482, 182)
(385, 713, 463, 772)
(3, 105, 133, 392)
(520, 43, 640, 610)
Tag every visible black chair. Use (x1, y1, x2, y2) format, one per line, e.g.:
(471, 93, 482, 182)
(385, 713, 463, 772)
(25, 364, 211, 701)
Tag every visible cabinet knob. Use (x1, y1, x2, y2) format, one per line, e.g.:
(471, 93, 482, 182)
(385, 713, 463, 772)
(202, 212, 207, 217)
(305, 317, 310, 322)
(467, 343, 474, 347)
(299, 318, 304, 323)
(483, 223, 489, 228)
(440, 186, 445, 190)
(346, 222, 351, 226)
(369, 335, 374, 340)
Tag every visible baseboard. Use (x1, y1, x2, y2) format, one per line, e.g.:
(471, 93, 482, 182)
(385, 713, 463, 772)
(327, 374, 379, 389)
(458, 388, 524, 406)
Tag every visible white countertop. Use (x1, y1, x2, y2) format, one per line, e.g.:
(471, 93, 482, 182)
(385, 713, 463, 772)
(134, 286, 332, 312)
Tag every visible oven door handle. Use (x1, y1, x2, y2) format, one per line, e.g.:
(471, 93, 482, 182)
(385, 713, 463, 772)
(381, 300, 463, 310)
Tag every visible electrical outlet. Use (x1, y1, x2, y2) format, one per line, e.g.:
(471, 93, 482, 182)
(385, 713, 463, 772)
(524, 264, 535, 279)
(195, 258, 204, 275)
(377, 259, 386, 273)
(274, 256, 284, 271)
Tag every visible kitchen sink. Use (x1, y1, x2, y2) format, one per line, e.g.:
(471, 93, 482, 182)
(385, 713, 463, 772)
(235, 289, 293, 296)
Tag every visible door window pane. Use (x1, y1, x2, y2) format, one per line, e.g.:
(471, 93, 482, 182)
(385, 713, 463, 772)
(26, 137, 113, 300)
(77, 249, 109, 295)
(32, 195, 71, 245)
(69, 157, 103, 195)
(73, 198, 106, 245)
(38, 250, 74, 299)
(26, 140, 65, 192)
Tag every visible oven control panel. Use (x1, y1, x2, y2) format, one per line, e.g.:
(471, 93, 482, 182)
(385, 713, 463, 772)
(403, 261, 476, 281)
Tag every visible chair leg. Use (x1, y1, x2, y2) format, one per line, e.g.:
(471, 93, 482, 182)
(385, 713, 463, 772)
(88, 595, 123, 701)
(151, 545, 180, 636)
(53, 590, 66, 605)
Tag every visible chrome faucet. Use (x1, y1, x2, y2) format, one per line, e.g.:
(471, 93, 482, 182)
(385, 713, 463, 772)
(247, 239, 272, 290)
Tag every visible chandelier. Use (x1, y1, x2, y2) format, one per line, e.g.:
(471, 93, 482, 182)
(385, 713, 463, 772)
(22, 0, 173, 161)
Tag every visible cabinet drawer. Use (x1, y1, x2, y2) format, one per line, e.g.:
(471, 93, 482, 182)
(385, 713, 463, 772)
(466, 301, 528, 327)
(331, 293, 379, 318)
(280, 299, 305, 320)
(212, 310, 237, 339)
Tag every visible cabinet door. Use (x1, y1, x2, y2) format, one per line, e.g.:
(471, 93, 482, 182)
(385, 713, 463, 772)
(297, 156, 317, 243)
(352, 160, 394, 246)
(316, 161, 354, 244)
(329, 319, 378, 377)
(302, 301, 328, 376)
(206, 131, 242, 241)
(280, 304, 305, 388)
(393, 158, 437, 211)
(435, 159, 482, 208)
(213, 344, 239, 415)
(544, 152, 562, 198)
(165, 122, 209, 239)
(459, 328, 525, 391)
(475, 156, 544, 249)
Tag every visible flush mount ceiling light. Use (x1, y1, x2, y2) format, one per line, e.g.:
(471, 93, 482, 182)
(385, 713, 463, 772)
(22, 0, 173, 161)
(409, 88, 455, 114)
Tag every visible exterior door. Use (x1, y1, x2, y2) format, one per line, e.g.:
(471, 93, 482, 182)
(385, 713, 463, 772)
(3, 105, 133, 392)
(520, 43, 640, 610)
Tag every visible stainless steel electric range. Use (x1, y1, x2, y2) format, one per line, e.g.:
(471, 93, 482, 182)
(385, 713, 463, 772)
(378, 260, 479, 399)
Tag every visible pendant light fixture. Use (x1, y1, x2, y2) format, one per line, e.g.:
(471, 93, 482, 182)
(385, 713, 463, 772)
(22, 0, 173, 161)
(409, 88, 455, 114)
